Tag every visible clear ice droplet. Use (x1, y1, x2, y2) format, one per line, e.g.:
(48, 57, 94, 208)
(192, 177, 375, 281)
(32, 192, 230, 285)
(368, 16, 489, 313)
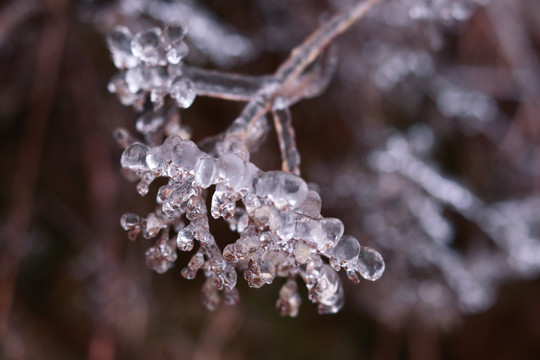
(332, 235, 360, 269)
(162, 22, 187, 49)
(121, 143, 149, 172)
(167, 42, 189, 64)
(172, 140, 200, 173)
(170, 78, 196, 108)
(355, 247, 385, 281)
(107, 26, 138, 69)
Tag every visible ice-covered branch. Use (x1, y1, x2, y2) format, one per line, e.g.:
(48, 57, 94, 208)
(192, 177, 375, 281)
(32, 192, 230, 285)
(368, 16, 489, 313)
(108, 0, 385, 316)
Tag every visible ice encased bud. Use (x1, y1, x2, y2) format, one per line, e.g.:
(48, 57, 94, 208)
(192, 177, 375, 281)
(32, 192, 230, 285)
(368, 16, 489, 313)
(331, 235, 360, 270)
(162, 22, 187, 49)
(294, 217, 343, 252)
(292, 240, 312, 264)
(146, 146, 166, 171)
(194, 155, 217, 188)
(297, 190, 322, 217)
(108, 74, 144, 107)
(276, 279, 301, 317)
(252, 204, 279, 231)
(170, 77, 196, 108)
(218, 264, 238, 290)
(255, 171, 308, 209)
(143, 212, 164, 238)
(125, 67, 147, 93)
(131, 28, 164, 65)
(294, 217, 322, 250)
(136, 110, 165, 134)
(161, 135, 182, 161)
(125, 66, 167, 94)
(167, 42, 189, 64)
(121, 143, 149, 173)
(275, 210, 295, 241)
(107, 26, 138, 69)
(211, 183, 238, 219)
(172, 140, 200, 173)
(120, 213, 140, 230)
(355, 247, 385, 281)
(308, 264, 344, 314)
(244, 258, 276, 288)
(145, 240, 177, 274)
(177, 227, 194, 251)
(319, 218, 344, 251)
(217, 153, 246, 190)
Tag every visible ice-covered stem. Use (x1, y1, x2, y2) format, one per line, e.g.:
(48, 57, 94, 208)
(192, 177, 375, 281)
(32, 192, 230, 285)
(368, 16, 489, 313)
(278, 46, 339, 108)
(183, 65, 275, 101)
(224, 0, 382, 148)
(271, 47, 337, 175)
(272, 108, 301, 176)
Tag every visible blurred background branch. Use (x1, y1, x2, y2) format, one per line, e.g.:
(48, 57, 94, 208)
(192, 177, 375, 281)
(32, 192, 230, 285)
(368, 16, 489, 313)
(1, 0, 540, 359)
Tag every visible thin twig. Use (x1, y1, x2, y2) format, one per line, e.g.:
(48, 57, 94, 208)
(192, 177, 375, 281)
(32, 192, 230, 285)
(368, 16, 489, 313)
(223, 0, 382, 150)
(279, 45, 339, 106)
(0, 4, 67, 342)
(276, 0, 381, 86)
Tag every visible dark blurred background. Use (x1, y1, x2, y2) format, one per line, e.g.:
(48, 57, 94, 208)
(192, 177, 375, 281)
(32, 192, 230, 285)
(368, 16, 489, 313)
(1, 0, 540, 359)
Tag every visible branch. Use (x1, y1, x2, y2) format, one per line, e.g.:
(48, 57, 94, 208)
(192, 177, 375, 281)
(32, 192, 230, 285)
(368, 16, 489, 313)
(222, 0, 382, 151)
(185, 65, 274, 101)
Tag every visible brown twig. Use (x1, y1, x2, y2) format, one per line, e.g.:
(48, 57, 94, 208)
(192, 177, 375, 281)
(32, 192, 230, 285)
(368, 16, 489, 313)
(0, 3, 67, 345)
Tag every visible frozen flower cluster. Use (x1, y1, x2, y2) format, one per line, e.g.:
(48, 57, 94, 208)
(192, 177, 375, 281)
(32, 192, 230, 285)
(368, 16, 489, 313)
(107, 23, 196, 110)
(118, 133, 384, 315)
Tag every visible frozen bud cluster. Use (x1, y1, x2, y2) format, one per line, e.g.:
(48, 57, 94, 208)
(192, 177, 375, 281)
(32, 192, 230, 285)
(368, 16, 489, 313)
(118, 133, 385, 315)
(145, 233, 178, 274)
(107, 23, 196, 110)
